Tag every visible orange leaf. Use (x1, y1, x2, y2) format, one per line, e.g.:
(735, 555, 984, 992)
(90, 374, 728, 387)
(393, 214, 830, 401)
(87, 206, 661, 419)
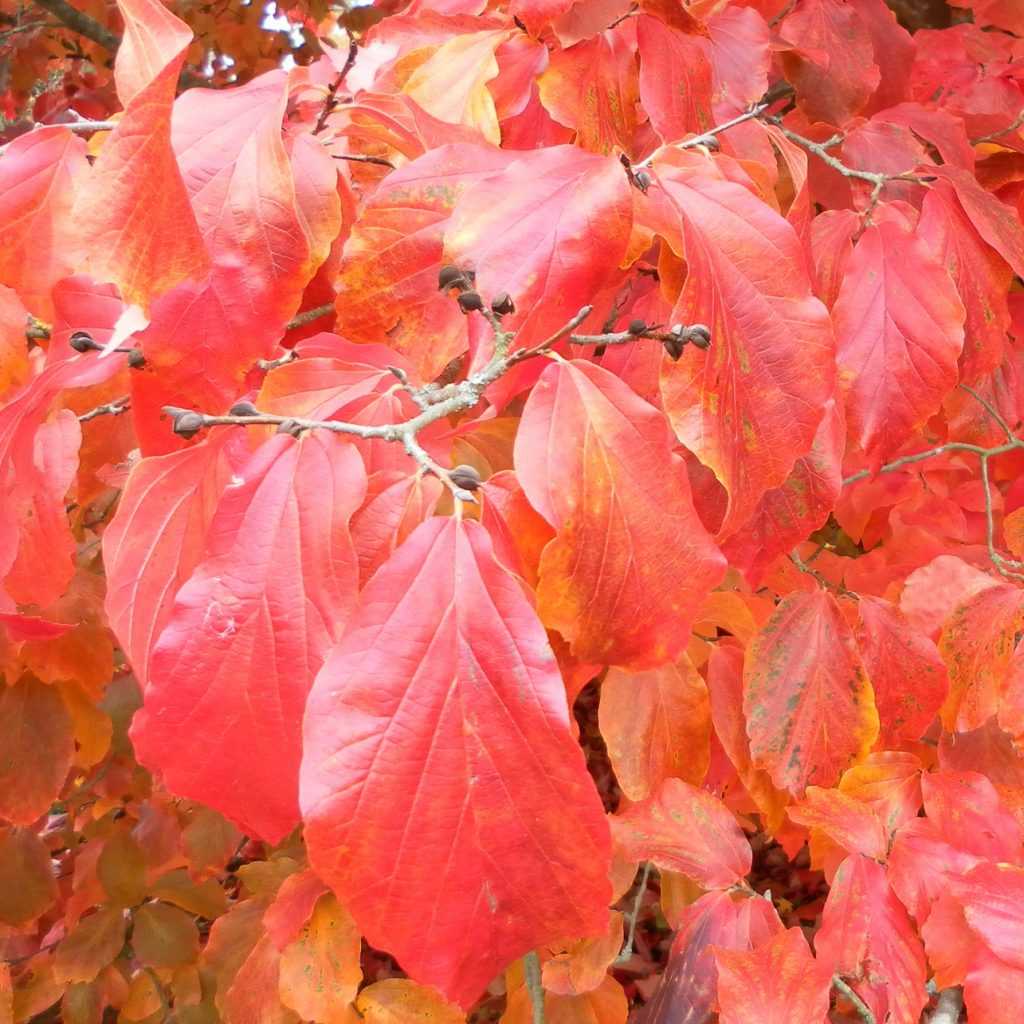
(714, 928, 832, 1024)
(71, 0, 208, 307)
(787, 786, 887, 862)
(0, 676, 74, 825)
(744, 590, 878, 795)
(0, 827, 58, 925)
(54, 907, 128, 985)
(609, 778, 751, 888)
(278, 894, 362, 1023)
(599, 656, 711, 802)
(356, 980, 464, 1024)
(515, 359, 724, 668)
(542, 913, 623, 996)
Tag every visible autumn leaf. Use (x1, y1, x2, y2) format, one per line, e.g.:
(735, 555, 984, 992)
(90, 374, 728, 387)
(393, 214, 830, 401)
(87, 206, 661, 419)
(301, 517, 611, 1007)
(515, 358, 725, 667)
(131, 434, 366, 842)
(744, 590, 878, 795)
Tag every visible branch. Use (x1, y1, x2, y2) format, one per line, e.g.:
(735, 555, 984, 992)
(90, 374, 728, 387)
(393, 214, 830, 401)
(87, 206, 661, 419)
(32, 0, 119, 52)
(313, 36, 357, 136)
(634, 101, 771, 169)
(78, 396, 130, 422)
(284, 303, 335, 332)
(832, 976, 876, 1024)
(972, 110, 1024, 146)
(31, 0, 207, 88)
(168, 282, 711, 502)
(615, 861, 652, 965)
(332, 153, 396, 168)
(842, 387, 1024, 582)
(523, 952, 546, 1024)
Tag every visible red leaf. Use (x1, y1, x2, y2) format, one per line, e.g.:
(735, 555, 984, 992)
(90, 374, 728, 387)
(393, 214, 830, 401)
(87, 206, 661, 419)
(336, 144, 511, 382)
(637, 12, 713, 143)
(514, 358, 725, 668)
(815, 854, 927, 1024)
(103, 436, 233, 691)
(443, 146, 633, 350)
(714, 928, 832, 1024)
(832, 217, 965, 468)
(0, 128, 87, 320)
(71, 0, 208, 307)
(131, 434, 366, 842)
(610, 777, 751, 888)
(778, 0, 880, 126)
(788, 786, 887, 861)
(744, 590, 878, 795)
(722, 398, 844, 586)
(641, 890, 782, 1024)
(856, 596, 948, 746)
(300, 517, 611, 1008)
(647, 155, 834, 537)
(537, 26, 641, 157)
(598, 656, 711, 802)
(938, 581, 1024, 731)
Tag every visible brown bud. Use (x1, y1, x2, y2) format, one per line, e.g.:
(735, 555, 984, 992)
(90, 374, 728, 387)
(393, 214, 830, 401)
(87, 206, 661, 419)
(687, 324, 711, 350)
(457, 291, 484, 314)
(69, 331, 101, 353)
(634, 170, 651, 193)
(663, 336, 685, 361)
(172, 411, 205, 439)
(229, 400, 259, 417)
(276, 418, 303, 437)
(450, 464, 482, 491)
(491, 292, 516, 316)
(438, 265, 466, 291)
(126, 348, 146, 369)
(628, 318, 648, 336)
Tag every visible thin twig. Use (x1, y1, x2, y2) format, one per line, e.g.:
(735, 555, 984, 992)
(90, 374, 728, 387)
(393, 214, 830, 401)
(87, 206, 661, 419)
(507, 305, 594, 364)
(332, 153, 396, 168)
(31, 0, 119, 51)
(634, 102, 770, 169)
(285, 303, 334, 331)
(972, 110, 1024, 146)
(615, 862, 652, 964)
(523, 952, 545, 1024)
(78, 397, 130, 422)
(313, 36, 357, 135)
(833, 976, 876, 1024)
(959, 382, 1015, 441)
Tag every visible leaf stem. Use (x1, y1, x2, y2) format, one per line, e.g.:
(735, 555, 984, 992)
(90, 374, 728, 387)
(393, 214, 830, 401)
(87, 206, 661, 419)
(523, 951, 546, 1024)
(615, 861, 652, 964)
(832, 976, 876, 1024)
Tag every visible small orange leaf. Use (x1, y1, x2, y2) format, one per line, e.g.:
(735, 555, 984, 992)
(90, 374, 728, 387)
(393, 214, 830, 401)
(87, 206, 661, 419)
(356, 979, 464, 1024)
(542, 912, 623, 996)
(54, 908, 128, 985)
(131, 902, 200, 969)
(0, 827, 57, 925)
(714, 928, 832, 1024)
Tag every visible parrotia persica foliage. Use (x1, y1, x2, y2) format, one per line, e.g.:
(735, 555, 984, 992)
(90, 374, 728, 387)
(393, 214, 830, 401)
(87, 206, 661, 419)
(8, 0, 1024, 1020)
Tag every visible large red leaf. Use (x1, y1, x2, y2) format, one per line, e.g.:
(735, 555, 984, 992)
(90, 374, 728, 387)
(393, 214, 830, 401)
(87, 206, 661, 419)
(131, 80, 332, 454)
(609, 777, 751, 888)
(815, 854, 927, 1024)
(714, 928, 832, 1024)
(743, 590, 878, 795)
(0, 128, 87, 320)
(831, 216, 966, 468)
(336, 144, 511, 382)
(514, 359, 725, 668)
(102, 435, 234, 691)
(131, 433, 366, 842)
(646, 154, 834, 537)
(443, 146, 633, 350)
(300, 516, 611, 1008)
(71, 0, 208, 308)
